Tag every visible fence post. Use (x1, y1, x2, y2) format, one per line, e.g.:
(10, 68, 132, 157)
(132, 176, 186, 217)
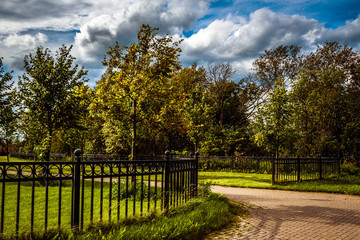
(72, 149, 81, 232)
(194, 152, 199, 197)
(164, 150, 171, 212)
(271, 154, 275, 185)
(318, 155, 322, 180)
(297, 156, 301, 182)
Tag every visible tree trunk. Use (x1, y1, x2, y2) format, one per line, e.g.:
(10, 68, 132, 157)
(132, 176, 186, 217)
(131, 100, 137, 161)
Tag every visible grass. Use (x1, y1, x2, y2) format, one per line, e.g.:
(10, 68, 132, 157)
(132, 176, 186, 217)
(0, 179, 163, 239)
(80, 193, 243, 240)
(0, 156, 34, 162)
(199, 171, 360, 195)
(8, 188, 244, 240)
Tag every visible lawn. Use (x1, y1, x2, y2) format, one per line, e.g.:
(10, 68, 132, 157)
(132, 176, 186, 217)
(0, 179, 163, 238)
(199, 171, 360, 195)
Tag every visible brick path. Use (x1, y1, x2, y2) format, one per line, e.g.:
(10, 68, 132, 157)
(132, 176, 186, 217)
(207, 186, 360, 240)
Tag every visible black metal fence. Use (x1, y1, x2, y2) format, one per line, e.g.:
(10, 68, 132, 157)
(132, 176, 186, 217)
(0, 150, 199, 238)
(272, 156, 340, 183)
(199, 156, 272, 173)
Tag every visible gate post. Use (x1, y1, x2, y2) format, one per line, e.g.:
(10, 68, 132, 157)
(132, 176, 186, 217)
(164, 150, 171, 212)
(72, 149, 81, 232)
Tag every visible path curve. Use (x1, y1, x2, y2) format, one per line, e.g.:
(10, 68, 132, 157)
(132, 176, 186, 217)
(207, 186, 360, 240)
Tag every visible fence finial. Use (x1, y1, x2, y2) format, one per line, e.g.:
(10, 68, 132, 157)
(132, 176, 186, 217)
(165, 150, 171, 157)
(74, 149, 82, 157)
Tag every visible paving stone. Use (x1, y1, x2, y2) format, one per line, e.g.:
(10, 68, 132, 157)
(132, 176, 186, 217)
(206, 186, 360, 240)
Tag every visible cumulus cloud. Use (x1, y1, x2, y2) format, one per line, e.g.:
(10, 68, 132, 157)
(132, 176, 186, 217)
(320, 15, 360, 47)
(180, 8, 324, 63)
(74, 0, 210, 63)
(0, 33, 48, 69)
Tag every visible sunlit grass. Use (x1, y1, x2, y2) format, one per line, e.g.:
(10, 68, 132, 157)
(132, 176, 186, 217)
(199, 171, 360, 195)
(0, 180, 164, 239)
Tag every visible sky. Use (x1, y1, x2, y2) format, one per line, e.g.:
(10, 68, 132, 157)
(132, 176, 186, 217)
(1, 0, 360, 86)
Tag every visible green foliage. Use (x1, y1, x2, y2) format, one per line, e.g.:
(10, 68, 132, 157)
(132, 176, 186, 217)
(17, 45, 88, 160)
(92, 24, 184, 155)
(253, 77, 294, 156)
(0, 57, 17, 160)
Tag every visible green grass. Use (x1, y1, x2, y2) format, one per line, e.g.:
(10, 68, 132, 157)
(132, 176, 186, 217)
(0, 179, 163, 239)
(7, 190, 244, 240)
(0, 156, 34, 162)
(53, 192, 242, 240)
(199, 171, 360, 195)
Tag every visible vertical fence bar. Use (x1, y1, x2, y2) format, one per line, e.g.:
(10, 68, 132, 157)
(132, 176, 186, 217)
(31, 163, 35, 236)
(72, 149, 81, 232)
(133, 172, 136, 216)
(195, 152, 199, 197)
(1, 166, 5, 234)
(271, 155, 275, 184)
(15, 166, 21, 237)
(319, 156, 323, 180)
(45, 165, 49, 232)
(164, 150, 171, 212)
(109, 164, 113, 223)
(140, 164, 144, 216)
(90, 165, 94, 224)
(125, 166, 129, 217)
(297, 156, 301, 182)
(147, 164, 151, 212)
(81, 164, 85, 230)
(117, 167, 121, 222)
(58, 172, 62, 230)
(100, 165, 104, 221)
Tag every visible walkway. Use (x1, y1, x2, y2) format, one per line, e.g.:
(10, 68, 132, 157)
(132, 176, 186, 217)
(207, 186, 360, 240)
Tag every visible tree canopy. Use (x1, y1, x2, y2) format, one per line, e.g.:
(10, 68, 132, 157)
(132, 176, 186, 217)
(17, 45, 88, 160)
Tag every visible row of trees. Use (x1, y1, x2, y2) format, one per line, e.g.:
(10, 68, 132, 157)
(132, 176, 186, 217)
(1, 25, 359, 162)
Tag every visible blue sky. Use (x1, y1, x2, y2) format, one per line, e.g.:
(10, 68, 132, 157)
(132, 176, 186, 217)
(0, 0, 359, 85)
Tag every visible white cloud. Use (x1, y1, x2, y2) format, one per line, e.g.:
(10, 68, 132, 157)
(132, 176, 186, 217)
(181, 8, 323, 63)
(320, 15, 360, 47)
(0, 33, 48, 69)
(73, 0, 210, 63)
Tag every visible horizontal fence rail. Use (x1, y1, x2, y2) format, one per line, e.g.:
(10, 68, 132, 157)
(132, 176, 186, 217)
(0, 150, 199, 238)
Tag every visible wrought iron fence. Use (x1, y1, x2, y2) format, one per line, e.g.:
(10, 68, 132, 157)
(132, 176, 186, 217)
(199, 156, 272, 173)
(0, 150, 199, 238)
(272, 156, 340, 183)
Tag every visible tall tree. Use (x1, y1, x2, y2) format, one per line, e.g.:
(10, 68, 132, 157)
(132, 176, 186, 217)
(93, 24, 182, 156)
(0, 57, 17, 161)
(17, 45, 88, 161)
(253, 78, 294, 157)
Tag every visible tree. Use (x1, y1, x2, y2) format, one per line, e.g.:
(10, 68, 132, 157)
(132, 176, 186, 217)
(93, 24, 183, 156)
(0, 57, 17, 161)
(252, 45, 302, 90)
(17, 45, 88, 161)
(199, 63, 251, 155)
(253, 78, 294, 157)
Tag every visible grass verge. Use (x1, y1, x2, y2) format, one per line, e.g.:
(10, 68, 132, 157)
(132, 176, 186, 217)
(12, 192, 243, 240)
(79, 193, 243, 240)
(199, 171, 360, 195)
